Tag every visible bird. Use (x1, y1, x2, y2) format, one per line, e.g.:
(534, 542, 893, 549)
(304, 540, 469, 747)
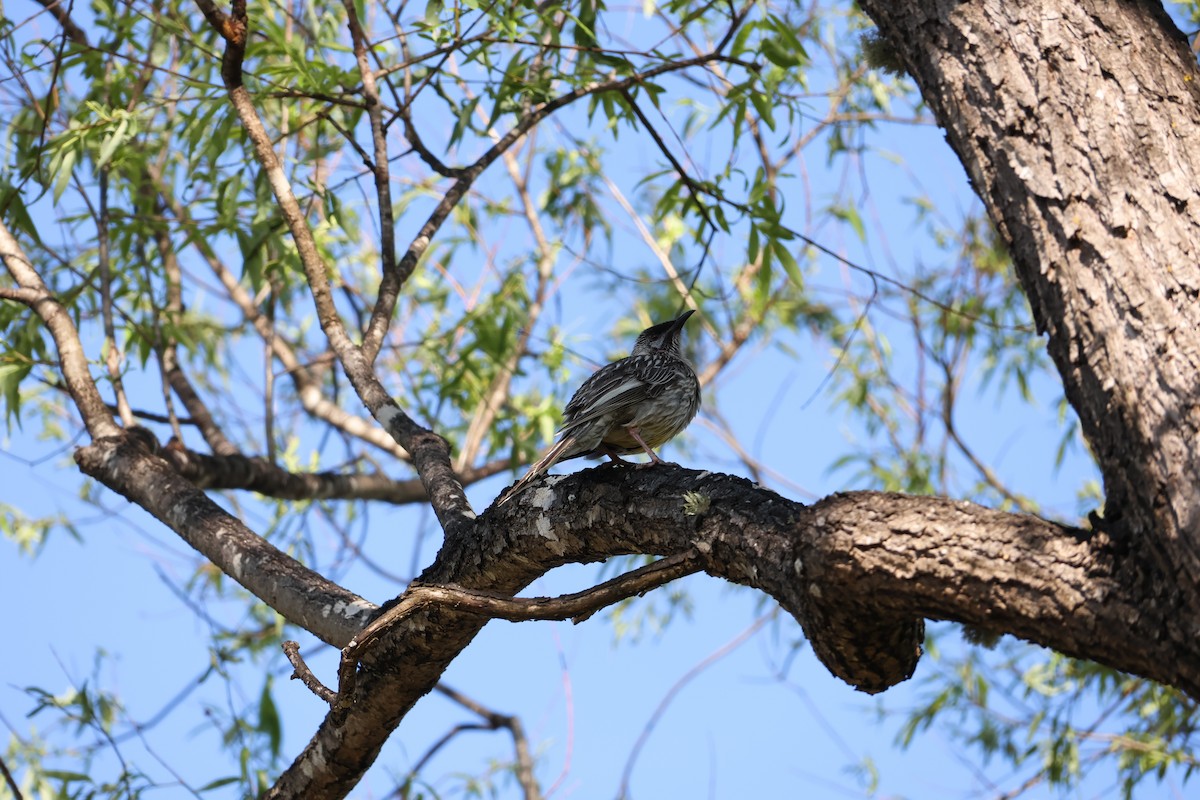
(497, 309, 701, 506)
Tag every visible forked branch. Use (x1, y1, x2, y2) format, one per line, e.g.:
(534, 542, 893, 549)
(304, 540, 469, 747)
(331, 549, 703, 705)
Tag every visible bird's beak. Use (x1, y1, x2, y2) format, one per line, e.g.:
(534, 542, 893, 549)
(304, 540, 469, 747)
(671, 309, 696, 331)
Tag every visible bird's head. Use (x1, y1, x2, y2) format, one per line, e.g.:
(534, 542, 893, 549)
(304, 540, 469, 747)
(630, 309, 695, 357)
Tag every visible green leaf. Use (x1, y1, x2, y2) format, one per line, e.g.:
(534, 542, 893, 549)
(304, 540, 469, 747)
(198, 776, 243, 792)
(749, 89, 776, 131)
(774, 242, 803, 287)
(42, 770, 93, 783)
(258, 676, 282, 758)
(52, 147, 76, 204)
(95, 116, 129, 169)
(761, 37, 801, 69)
(831, 204, 867, 243)
(0, 361, 31, 426)
(0, 184, 42, 245)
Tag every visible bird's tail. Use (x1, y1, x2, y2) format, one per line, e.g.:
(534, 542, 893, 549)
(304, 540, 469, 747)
(496, 434, 579, 506)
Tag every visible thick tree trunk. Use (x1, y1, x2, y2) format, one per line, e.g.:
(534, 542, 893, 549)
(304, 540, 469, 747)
(857, 0, 1200, 589)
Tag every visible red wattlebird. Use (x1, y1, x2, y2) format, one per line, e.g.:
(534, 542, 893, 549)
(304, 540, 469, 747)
(498, 310, 700, 506)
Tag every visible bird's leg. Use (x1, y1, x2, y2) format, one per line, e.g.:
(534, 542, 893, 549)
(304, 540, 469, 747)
(596, 445, 631, 466)
(624, 426, 668, 468)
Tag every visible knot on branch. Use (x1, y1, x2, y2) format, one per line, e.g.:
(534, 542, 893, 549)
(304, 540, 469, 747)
(798, 598, 924, 694)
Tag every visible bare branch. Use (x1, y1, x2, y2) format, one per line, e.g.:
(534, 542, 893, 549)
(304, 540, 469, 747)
(620, 614, 770, 796)
(0, 752, 24, 800)
(147, 167, 411, 461)
(283, 641, 337, 703)
(33, 0, 88, 46)
(161, 442, 509, 503)
(0, 218, 121, 440)
(336, 549, 704, 701)
(358, 32, 753, 365)
(455, 115, 560, 472)
(197, 0, 475, 537)
(97, 169, 134, 427)
(434, 684, 543, 800)
(939, 358, 1038, 513)
(340, 0, 399, 351)
(75, 434, 376, 647)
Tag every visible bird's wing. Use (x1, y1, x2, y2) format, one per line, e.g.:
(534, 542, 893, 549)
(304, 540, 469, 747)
(558, 355, 679, 433)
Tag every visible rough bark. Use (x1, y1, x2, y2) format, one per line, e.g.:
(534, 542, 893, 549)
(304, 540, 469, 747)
(265, 466, 1200, 799)
(75, 435, 377, 647)
(857, 0, 1200, 591)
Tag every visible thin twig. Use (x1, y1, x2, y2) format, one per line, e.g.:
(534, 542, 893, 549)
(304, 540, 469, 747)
(434, 684, 543, 800)
(340, 0, 400, 362)
(0, 753, 24, 800)
(97, 169, 134, 427)
(618, 614, 770, 798)
(282, 641, 337, 703)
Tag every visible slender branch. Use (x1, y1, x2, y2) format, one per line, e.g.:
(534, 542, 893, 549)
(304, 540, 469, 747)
(398, 722, 492, 798)
(358, 35, 750, 365)
(335, 549, 704, 702)
(197, 0, 475, 537)
(599, 170, 718, 342)
(33, 0, 88, 46)
(0, 218, 121, 439)
(145, 215, 187, 444)
(75, 434, 376, 646)
(618, 86, 724, 275)
(283, 641, 337, 703)
(97, 169, 134, 427)
(940, 359, 1038, 513)
(455, 108, 559, 472)
(434, 684, 543, 800)
(340, 0, 400, 353)
(0, 752, 23, 800)
(161, 443, 510, 503)
(619, 614, 769, 797)
(147, 165, 412, 462)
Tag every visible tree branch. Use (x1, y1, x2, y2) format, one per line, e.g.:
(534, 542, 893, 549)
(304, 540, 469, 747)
(339, 0, 400, 356)
(266, 468, 1196, 799)
(0, 218, 121, 440)
(284, 640, 337, 703)
(161, 442, 510, 503)
(336, 548, 704, 703)
(358, 32, 751, 365)
(433, 684, 542, 800)
(857, 0, 1200, 589)
(197, 0, 475, 538)
(75, 434, 375, 647)
(33, 0, 88, 46)
(96, 169, 134, 427)
(147, 166, 412, 462)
